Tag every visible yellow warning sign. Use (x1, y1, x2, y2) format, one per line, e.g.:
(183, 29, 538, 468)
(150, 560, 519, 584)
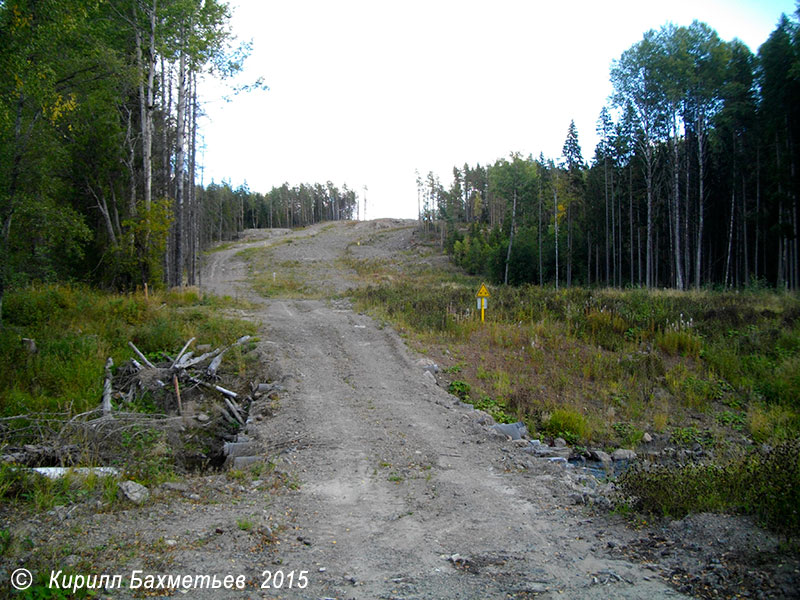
(476, 283, 490, 322)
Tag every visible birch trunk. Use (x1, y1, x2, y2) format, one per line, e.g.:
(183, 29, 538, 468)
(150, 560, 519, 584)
(173, 38, 187, 288)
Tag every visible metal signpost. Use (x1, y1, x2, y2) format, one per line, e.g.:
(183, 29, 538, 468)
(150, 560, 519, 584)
(476, 283, 490, 323)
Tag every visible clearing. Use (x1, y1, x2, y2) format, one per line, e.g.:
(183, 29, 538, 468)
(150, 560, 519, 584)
(3, 219, 794, 599)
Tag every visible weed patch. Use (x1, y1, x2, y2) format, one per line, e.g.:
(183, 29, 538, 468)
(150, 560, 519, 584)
(617, 440, 800, 538)
(0, 284, 259, 508)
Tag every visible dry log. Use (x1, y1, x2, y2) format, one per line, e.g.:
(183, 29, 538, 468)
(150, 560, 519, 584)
(177, 348, 221, 370)
(128, 341, 156, 369)
(101, 357, 114, 417)
(186, 375, 238, 400)
(173, 374, 183, 415)
(218, 404, 238, 425)
(206, 335, 252, 378)
(223, 396, 244, 425)
(172, 337, 196, 369)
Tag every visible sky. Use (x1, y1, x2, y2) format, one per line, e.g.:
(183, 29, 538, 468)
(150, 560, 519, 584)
(198, 0, 798, 220)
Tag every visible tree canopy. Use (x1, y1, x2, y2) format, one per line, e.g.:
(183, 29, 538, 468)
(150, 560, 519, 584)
(436, 11, 800, 291)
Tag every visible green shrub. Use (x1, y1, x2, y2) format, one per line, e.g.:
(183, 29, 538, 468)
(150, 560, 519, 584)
(448, 380, 471, 401)
(544, 408, 590, 442)
(656, 329, 702, 358)
(472, 394, 515, 424)
(617, 440, 800, 538)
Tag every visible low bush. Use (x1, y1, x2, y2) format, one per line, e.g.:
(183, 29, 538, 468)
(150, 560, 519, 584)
(617, 440, 800, 538)
(544, 408, 591, 443)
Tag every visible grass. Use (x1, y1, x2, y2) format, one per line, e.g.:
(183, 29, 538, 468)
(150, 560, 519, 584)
(0, 283, 259, 509)
(617, 440, 800, 538)
(352, 281, 800, 447)
(0, 463, 121, 515)
(1, 284, 256, 418)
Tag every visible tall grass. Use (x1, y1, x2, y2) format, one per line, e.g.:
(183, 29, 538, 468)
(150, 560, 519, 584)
(618, 440, 800, 537)
(0, 284, 256, 418)
(352, 281, 800, 445)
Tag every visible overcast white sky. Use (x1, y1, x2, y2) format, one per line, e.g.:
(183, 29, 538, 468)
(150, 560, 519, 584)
(199, 0, 798, 220)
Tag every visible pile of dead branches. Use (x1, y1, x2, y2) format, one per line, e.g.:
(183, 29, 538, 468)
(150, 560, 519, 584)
(117, 335, 253, 426)
(1, 336, 254, 467)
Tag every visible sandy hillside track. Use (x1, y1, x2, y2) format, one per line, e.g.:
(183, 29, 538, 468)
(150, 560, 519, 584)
(201, 220, 688, 599)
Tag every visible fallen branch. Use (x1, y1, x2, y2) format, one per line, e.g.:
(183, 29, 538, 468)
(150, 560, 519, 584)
(101, 357, 113, 417)
(173, 374, 183, 415)
(175, 348, 221, 370)
(128, 341, 156, 369)
(223, 396, 244, 425)
(172, 337, 196, 369)
(186, 375, 238, 400)
(206, 335, 252, 378)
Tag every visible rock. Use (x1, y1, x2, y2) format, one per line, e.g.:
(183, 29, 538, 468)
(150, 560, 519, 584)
(165, 539, 177, 546)
(554, 437, 567, 448)
(526, 444, 572, 459)
(65, 555, 80, 567)
(472, 410, 495, 427)
(232, 456, 260, 469)
(590, 450, 612, 463)
(160, 481, 190, 493)
(611, 449, 637, 461)
(447, 553, 470, 567)
(196, 413, 210, 423)
(259, 525, 273, 538)
(117, 480, 150, 505)
(224, 441, 261, 458)
(422, 370, 437, 384)
(570, 492, 586, 505)
(492, 421, 529, 440)
(642, 432, 653, 443)
(21, 338, 38, 354)
(415, 357, 439, 374)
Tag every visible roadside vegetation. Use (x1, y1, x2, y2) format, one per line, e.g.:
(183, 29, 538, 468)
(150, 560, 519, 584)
(0, 284, 258, 511)
(350, 247, 800, 535)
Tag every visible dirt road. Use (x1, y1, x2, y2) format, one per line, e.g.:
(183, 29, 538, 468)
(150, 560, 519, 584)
(201, 220, 688, 599)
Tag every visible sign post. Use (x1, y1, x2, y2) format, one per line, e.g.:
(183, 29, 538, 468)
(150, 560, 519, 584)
(476, 283, 490, 323)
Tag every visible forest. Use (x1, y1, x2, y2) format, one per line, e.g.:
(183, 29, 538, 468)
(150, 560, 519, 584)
(421, 14, 800, 291)
(0, 0, 357, 323)
(1, 0, 799, 328)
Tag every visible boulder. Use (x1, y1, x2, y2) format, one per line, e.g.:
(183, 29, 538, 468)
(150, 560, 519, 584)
(117, 480, 150, 505)
(223, 441, 261, 458)
(524, 440, 572, 459)
(611, 448, 637, 461)
(492, 421, 529, 441)
(415, 358, 439, 374)
(590, 449, 612, 464)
